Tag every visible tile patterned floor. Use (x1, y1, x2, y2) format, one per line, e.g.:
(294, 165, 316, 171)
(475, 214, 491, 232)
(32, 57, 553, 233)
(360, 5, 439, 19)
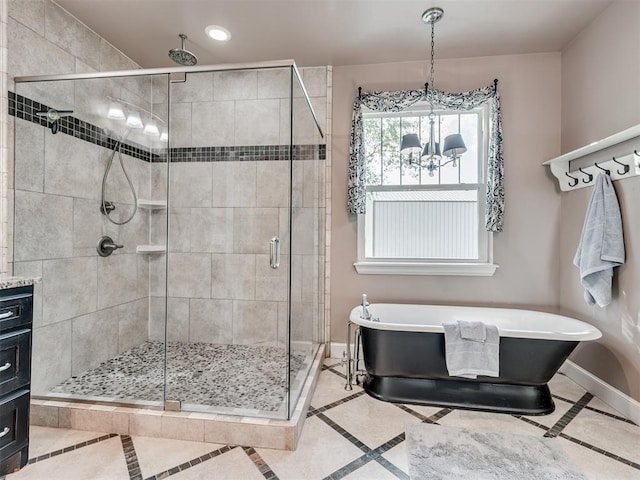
(4, 359, 640, 480)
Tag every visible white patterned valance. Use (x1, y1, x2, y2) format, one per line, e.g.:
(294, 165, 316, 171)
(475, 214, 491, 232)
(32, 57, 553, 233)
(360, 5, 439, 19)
(348, 81, 504, 232)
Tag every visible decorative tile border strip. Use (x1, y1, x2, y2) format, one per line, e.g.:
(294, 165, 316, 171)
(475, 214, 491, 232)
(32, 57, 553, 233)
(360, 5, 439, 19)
(243, 446, 280, 480)
(558, 432, 640, 470)
(374, 454, 409, 480)
(513, 414, 549, 431)
(553, 392, 636, 425)
(27, 433, 118, 465)
(515, 396, 640, 471)
(317, 403, 452, 480)
(9, 91, 152, 162)
(307, 391, 365, 417)
(322, 364, 347, 380)
(583, 405, 638, 425)
(320, 362, 640, 476)
(155, 144, 325, 163)
(545, 392, 593, 438)
(121, 435, 143, 480)
(143, 445, 236, 480)
(9, 91, 325, 164)
(316, 412, 370, 454)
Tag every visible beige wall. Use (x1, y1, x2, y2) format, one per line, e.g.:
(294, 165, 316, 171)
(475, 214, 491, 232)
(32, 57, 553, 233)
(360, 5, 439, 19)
(330, 53, 562, 342)
(559, 1, 640, 400)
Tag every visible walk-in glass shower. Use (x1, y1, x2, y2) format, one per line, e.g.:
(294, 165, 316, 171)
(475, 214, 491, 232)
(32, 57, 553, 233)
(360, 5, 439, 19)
(12, 61, 324, 420)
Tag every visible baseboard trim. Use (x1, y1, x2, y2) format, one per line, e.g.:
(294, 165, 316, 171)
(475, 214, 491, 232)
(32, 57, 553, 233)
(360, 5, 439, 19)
(329, 342, 359, 360)
(559, 360, 640, 425)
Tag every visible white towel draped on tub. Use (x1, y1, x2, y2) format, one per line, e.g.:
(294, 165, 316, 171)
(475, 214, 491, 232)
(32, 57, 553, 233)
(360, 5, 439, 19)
(573, 173, 625, 307)
(443, 321, 499, 379)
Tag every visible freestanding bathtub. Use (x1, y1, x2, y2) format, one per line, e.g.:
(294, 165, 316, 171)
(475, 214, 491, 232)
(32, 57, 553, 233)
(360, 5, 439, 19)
(348, 303, 602, 415)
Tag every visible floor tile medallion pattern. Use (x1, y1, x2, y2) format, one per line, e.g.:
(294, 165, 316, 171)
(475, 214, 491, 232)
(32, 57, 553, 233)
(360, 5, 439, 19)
(4, 359, 640, 480)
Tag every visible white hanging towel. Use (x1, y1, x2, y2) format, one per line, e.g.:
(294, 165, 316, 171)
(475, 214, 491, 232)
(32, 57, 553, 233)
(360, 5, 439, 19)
(573, 173, 625, 307)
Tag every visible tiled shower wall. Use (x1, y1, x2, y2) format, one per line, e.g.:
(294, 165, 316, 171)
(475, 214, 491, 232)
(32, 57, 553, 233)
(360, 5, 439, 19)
(148, 68, 327, 347)
(8, 0, 153, 394)
(5, 0, 331, 397)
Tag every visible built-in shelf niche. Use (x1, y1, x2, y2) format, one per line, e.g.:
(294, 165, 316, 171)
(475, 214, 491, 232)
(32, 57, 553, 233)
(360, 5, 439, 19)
(543, 124, 640, 191)
(136, 245, 166, 254)
(137, 199, 167, 209)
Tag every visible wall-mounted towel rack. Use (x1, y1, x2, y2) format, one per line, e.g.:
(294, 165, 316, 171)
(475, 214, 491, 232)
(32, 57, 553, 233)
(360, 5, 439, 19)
(543, 124, 640, 191)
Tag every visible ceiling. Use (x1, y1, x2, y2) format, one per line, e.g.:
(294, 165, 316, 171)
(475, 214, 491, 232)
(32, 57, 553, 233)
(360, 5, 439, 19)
(54, 0, 613, 68)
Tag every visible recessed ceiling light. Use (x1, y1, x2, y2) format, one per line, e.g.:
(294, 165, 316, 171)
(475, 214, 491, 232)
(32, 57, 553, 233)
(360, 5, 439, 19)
(205, 25, 231, 42)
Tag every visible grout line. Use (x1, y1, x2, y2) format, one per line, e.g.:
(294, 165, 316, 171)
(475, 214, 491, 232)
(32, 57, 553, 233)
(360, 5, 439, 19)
(143, 445, 237, 480)
(316, 400, 450, 480)
(516, 410, 640, 471)
(513, 414, 550, 431)
(552, 393, 580, 404)
(322, 362, 342, 369)
(395, 404, 430, 421)
(320, 428, 410, 479)
(549, 392, 634, 425)
(323, 364, 347, 380)
(322, 455, 376, 480)
(121, 435, 143, 480)
(316, 412, 370, 454)
(558, 432, 640, 470)
(308, 391, 365, 417)
(427, 407, 453, 423)
(545, 392, 593, 438)
(25, 433, 118, 466)
(583, 405, 637, 425)
(375, 455, 410, 480)
(243, 446, 280, 480)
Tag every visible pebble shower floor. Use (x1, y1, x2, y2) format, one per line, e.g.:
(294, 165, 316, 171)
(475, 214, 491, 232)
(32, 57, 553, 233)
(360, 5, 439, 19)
(50, 342, 306, 413)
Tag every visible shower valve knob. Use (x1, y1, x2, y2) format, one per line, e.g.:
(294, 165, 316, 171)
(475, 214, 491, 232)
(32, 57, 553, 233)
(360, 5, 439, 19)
(97, 236, 123, 257)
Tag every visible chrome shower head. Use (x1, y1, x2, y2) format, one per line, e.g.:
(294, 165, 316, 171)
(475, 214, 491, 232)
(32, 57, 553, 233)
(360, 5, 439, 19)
(168, 34, 198, 66)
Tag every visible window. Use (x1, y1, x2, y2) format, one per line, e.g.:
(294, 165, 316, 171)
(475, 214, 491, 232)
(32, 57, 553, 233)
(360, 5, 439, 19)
(354, 104, 498, 276)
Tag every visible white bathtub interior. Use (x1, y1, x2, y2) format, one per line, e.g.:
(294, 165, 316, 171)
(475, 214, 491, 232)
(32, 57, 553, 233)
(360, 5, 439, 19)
(350, 303, 602, 341)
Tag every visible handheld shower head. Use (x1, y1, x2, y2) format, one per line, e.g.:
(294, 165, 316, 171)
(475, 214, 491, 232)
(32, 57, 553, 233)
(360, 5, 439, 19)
(168, 33, 198, 66)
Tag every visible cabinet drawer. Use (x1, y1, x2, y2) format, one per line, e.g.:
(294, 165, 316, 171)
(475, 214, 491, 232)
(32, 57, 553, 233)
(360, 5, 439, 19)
(0, 288, 33, 333)
(0, 330, 30, 397)
(0, 390, 29, 460)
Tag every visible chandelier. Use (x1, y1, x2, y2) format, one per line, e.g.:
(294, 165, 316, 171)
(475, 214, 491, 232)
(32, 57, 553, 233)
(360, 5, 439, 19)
(400, 7, 466, 176)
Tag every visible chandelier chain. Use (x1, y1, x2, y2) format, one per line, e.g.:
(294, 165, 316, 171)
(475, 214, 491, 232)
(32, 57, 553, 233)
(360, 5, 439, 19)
(430, 21, 435, 100)
(426, 19, 436, 167)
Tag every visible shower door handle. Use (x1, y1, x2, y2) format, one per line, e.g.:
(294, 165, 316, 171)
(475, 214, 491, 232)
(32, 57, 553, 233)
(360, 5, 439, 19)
(270, 237, 281, 269)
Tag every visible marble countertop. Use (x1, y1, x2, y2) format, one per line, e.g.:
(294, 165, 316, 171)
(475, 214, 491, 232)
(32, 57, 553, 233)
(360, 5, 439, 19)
(0, 276, 41, 290)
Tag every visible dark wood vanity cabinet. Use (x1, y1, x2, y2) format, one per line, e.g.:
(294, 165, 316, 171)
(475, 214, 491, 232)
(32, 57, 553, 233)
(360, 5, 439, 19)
(0, 285, 33, 475)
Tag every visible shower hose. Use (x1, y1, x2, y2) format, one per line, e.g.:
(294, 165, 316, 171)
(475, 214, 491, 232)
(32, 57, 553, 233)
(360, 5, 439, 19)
(101, 128, 138, 225)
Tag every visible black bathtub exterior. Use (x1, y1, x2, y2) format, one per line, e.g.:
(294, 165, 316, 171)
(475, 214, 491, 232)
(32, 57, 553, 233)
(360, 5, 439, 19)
(360, 326, 579, 415)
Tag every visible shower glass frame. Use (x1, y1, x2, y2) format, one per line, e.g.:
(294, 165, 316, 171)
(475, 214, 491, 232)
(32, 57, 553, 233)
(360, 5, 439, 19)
(13, 60, 324, 421)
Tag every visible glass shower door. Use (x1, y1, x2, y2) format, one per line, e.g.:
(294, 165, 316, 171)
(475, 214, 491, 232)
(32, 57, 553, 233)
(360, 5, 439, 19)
(163, 67, 292, 418)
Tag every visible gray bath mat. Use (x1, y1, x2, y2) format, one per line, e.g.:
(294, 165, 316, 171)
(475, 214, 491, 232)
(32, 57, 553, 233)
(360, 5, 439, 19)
(406, 423, 586, 480)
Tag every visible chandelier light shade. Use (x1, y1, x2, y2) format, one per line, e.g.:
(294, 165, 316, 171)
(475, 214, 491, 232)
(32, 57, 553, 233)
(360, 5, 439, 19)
(400, 133, 422, 154)
(443, 133, 467, 158)
(421, 141, 441, 160)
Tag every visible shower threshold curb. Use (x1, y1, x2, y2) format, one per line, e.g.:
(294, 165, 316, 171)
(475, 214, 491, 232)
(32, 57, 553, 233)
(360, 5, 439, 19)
(30, 345, 325, 451)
